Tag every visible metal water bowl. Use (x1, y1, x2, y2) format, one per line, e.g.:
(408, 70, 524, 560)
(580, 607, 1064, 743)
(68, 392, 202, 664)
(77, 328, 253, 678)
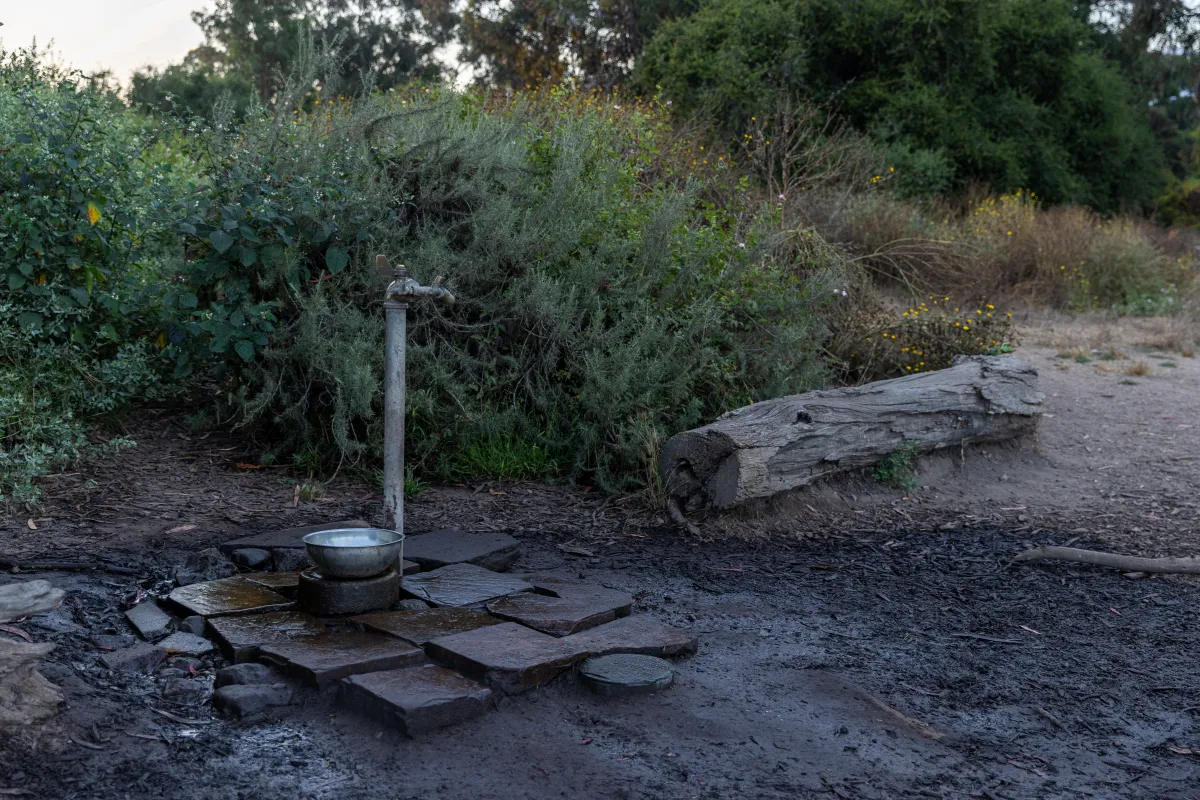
(302, 528, 404, 579)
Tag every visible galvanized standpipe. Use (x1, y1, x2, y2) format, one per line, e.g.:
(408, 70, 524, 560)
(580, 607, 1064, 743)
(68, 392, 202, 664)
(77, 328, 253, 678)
(378, 255, 455, 539)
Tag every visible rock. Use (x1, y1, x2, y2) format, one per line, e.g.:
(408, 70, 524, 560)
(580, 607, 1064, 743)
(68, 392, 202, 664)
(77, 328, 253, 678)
(270, 548, 312, 573)
(212, 683, 294, 717)
(0, 580, 64, 624)
(90, 633, 136, 652)
(100, 642, 167, 673)
(352, 608, 501, 647)
(401, 563, 533, 608)
(207, 611, 326, 663)
(158, 632, 215, 656)
(562, 614, 698, 658)
(178, 616, 207, 636)
(394, 599, 430, 611)
(175, 548, 238, 586)
(403, 529, 522, 572)
(124, 601, 173, 641)
(231, 548, 272, 570)
(219, 520, 371, 555)
(215, 662, 279, 688)
(167, 577, 292, 618)
(339, 664, 492, 736)
(243, 572, 301, 596)
(258, 630, 423, 688)
(0, 640, 62, 727)
(579, 653, 674, 696)
(425, 621, 587, 695)
(486, 583, 632, 636)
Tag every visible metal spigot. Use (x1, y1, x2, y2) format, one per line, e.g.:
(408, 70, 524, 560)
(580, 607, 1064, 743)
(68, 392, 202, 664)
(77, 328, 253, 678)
(376, 254, 457, 539)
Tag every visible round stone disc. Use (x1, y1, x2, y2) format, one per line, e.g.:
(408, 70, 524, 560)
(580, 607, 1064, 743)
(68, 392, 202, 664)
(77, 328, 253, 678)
(579, 653, 674, 696)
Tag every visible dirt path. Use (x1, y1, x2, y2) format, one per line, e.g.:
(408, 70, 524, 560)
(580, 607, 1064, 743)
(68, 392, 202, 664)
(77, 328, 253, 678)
(2, 331, 1199, 799)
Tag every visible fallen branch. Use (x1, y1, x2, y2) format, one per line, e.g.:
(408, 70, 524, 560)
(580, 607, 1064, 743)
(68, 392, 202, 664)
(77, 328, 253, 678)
(665, 497, 702, 537)
(1013, 546, 1200, 575)
(0, 559, 140, 577)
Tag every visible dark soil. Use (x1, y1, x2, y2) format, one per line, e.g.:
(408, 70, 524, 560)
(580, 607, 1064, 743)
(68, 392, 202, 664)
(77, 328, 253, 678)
(2, 383, 1200, 800)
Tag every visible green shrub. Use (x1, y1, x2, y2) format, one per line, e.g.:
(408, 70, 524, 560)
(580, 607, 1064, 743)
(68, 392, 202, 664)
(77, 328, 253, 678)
(0, 49, 184, 505)
(169, 84, 844, 492)
(638, 0, 1167, 212)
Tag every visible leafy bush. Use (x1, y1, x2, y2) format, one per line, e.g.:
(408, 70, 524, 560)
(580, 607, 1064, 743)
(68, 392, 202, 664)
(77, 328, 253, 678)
(0, 50, 185, 505)
(638, 0, 1167, 211)
(167, 83, 844, 492)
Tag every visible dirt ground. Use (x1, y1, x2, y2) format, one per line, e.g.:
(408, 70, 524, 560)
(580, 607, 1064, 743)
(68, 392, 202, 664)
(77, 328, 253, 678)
(2, 321, 1199, 800)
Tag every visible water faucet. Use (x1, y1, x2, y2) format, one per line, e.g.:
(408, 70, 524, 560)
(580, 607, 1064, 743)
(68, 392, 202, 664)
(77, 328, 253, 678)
(377, 255, 456, 539)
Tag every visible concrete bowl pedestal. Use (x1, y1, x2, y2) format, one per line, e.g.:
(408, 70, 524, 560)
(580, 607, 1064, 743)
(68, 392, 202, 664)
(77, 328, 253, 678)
(298, 567, 402, 616)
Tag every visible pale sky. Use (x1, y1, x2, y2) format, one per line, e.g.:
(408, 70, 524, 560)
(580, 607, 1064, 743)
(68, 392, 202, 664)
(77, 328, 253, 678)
(0, 1, 206, 83)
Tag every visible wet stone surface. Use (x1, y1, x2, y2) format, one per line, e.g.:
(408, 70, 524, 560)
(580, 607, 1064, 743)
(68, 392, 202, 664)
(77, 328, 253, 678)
(297, 568, 401, 616)
(258, 629, 424, 688)
(425, 621, 587, 695)
(124, 600, 172, 641)
(351, 607, 502, 647)
(562, 613, 699, 658)
(158, 631, 216, 656)
(207, 611, 326, 663)
(215, 662, 280, 688)
(401, 563, 533, 608)
(168, 577, 293, 618)
(243, 571, 302, 596)
(486, 583, 632, 636)
(100, 642, 167, 673)
(219, 520, 371, 554)
(339, 664, 492, 736)
(579, 653, 674, 696)
(403, 529, 522, 572)
(213, 683, 294, 717)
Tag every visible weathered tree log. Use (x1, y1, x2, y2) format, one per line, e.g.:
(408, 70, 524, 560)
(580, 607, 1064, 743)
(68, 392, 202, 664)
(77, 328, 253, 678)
(0, 580, 65, 727)
(660, 355, 1043, 510)
(1014, 546, 1200, 574)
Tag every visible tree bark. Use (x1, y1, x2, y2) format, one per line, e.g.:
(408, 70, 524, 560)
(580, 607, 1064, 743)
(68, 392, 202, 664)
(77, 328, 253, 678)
(660, 355, 1043, 510)
(0, 580, 65, 728)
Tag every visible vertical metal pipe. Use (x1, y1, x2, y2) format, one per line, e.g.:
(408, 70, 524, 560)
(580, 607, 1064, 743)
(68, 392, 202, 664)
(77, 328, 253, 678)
(383, 300, 407, 536)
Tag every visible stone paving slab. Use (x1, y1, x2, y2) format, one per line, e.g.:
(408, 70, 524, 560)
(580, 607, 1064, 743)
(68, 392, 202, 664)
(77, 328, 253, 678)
(401, 563, 533, 608)
(340, 664, 492, 736)
(208, 611, 327, 663)
(124, 600, 172, 641)
(100, 642, 167, 673)
(562, 614, 698, 658)
(243, 571, 302, 595)
(425, 621, 587, 694)
(351, 608, 502, 647)
(219, 520, 371, 554)
(258, 630, 424, 687)
(168, 577, 293, 618)
(403, 529, 521, 572)
(158, 631, 216, 656)
(486, 583, 632, 636)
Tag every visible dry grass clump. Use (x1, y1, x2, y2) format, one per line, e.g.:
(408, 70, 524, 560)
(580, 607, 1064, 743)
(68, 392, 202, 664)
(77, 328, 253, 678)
(1125, 360, 1151, 377)
(806, 187, 1200, 314)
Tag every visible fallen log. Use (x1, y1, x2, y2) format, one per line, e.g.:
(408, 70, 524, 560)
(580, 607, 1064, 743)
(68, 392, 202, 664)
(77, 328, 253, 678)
(1014, 546, 1200, 574)
(0, 580, 65, 728)
(660, 355, 1043, 510)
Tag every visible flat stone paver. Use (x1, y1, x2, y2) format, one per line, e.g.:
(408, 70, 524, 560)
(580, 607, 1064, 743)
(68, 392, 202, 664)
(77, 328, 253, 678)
(351, 608, 502, 647)
(340, 664, 492, 735)
(425, 621, 587, 694)
(158, 631, 216, 656)
(486, 583, 632, 636)
(243, 571, 302, 595)
(403, 529, 521, 572)
(258, 630, 424, 687)
(402, 563, 533, 608)
(168, 577, 292, 618)
(219, 520, 371, 554)
(579, 653, 674, 696)
(562, 614, 698, 658)
(208, 611, 326, 663)
(124, 600, 172, 641)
